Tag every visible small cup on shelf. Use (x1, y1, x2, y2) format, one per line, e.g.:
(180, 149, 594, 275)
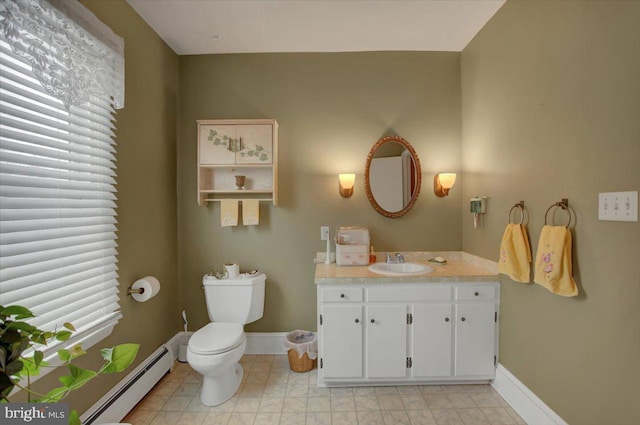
(235, 175, 246, 190)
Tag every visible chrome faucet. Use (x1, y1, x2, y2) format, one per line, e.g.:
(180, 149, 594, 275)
(385, 253, 405, 263)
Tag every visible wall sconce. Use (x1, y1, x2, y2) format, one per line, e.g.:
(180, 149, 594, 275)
(434, 173, 456, 197)
(339, 173, 355, 198)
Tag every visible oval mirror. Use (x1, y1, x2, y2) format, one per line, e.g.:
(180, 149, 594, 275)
(365, 136, 422, 218)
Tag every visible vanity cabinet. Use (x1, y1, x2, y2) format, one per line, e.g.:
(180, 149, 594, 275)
(317, 282, 499, 387)
(197, 119, 278, 206)
(319, 304, 363, 379)
(319, 287, 363, 379)
(366, 304, 408, 378)
(412, 303, 454, 377)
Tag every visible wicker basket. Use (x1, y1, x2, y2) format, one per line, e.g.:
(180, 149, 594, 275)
(287, 349, 315, 373)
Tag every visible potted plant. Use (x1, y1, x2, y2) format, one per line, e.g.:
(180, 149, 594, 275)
(0, 305, 139, 425)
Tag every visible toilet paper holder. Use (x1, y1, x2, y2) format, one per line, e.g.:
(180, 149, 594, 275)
(127, 276, 161, 302)
(127, 287, 145, 295)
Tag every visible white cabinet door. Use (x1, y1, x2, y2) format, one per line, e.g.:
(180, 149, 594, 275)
(199, 124, 273, 165)
(366, 304, 407, 378)
(455, 303, 496, 377)
(199, 124, 236, 164)
(412, 304, 454, 377)
(236, 125, 273, 164)
(320, 304, 363, 379)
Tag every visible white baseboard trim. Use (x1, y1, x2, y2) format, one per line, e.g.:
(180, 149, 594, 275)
(492, 364, 568, 425)
(245, 332, 288, 355)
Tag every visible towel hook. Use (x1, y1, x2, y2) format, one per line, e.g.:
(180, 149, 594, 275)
(544, 198, 572, 228)
(508, 201, 525, 225)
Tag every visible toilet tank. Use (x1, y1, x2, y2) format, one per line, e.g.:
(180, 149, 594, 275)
(202, 273, 266, 324)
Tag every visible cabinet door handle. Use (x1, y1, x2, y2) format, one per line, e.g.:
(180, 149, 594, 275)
(445, 317, 450, 322)
(461, 317, 466, 322)
(370, 319, 375, 323)
(355, 318, 360, 323)
(474, 292, 479, 296)
(340, 293, 345, 298)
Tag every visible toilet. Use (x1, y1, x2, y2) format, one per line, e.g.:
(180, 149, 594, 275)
(187, 272, 266, 406)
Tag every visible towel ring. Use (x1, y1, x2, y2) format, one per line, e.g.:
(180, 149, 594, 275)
(544, 198, 572, 228)
(508, 201, 525, 224)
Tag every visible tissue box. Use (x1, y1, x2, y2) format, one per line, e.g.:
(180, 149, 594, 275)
(336, 226, 370, 266)
(336, 244, 369, 266)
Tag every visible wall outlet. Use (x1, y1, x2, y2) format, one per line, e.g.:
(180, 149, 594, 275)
(598, 191, 638, 222)
(320, 226, 330, 241)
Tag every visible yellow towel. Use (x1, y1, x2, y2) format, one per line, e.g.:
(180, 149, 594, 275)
(533, 225, 578, 297)
(498, 223, 532, 283)
(220, 199, 238, 227)
(242, 199, 260, 226)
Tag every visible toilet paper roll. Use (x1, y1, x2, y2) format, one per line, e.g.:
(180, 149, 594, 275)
(130, 276, 161, 302)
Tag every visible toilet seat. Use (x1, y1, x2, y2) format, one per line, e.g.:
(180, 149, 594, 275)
(189, 323, 245, 355)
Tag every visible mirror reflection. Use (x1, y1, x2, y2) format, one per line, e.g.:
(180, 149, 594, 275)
(365, 136, 421, 218)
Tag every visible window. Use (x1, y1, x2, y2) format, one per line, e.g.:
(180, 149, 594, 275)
(0, 0, 124, 359)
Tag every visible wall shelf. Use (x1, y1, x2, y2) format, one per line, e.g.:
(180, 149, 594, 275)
(197, 119, 278, 206)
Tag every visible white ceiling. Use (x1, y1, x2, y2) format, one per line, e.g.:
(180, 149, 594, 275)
(126, 0, 505, 55)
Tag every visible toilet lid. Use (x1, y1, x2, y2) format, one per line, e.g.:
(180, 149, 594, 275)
(189, 322, 245, 355)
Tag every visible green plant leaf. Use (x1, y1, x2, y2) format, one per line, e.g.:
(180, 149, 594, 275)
(40, 386, 68, 403)
(0, 305, 34, 320)
(100, 347, 113, 362)
(55, 331, 72, 342)
(69, 409, 81, 425)
(58, 349, 71, 363)
(103, 343, 139, 373)
(68, 344, 86, 360)
(63, 322, 76, 332)
(21, 356, 46, 377)
(0, 371, 14, 398)
(30, 332, 47, 345)
(0, 346, 6, 370)
(1, 329, 21, 345)
(33, 350, 43, 368)
(5, 359, 23, 376)
(59, 364, 97, 391)
(6, 321, 38, 334)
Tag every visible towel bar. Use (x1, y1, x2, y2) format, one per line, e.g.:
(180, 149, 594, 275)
(544, 198, 573, 228)
(508, 201, 526, 224)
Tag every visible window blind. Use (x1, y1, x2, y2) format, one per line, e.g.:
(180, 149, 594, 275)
(0, 39, 121, 354)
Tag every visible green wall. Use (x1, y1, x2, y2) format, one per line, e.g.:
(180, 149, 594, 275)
(177, 52, 463, 332)
(32, 0, 180, 414)
(461, 1, 640, 424)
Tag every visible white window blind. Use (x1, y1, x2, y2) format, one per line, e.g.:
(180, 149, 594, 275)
(0, 37, 122, 353)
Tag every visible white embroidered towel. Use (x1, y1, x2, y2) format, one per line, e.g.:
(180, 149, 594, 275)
(243, 199, 260, 226)
(220, 199, 238, 227)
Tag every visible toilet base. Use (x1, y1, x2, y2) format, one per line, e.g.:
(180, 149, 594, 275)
(200, 363, 243, 406)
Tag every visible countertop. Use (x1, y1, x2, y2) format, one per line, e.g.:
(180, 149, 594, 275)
(315, 251, 499, 285)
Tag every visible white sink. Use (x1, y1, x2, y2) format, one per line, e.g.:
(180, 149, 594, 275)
(368, 262, 434, 276)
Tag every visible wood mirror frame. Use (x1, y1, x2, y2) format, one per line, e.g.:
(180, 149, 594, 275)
(365, 136, 422, 218)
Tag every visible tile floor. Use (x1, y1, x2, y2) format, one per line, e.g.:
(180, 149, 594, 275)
(123, 355, 526, 425)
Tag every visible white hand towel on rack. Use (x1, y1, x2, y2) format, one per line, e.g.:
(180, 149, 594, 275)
(243, 199, 260, 225)
(220, 199, 238, 227)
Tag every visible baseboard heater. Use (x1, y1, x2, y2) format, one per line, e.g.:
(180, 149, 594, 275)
(81, 344, 174, 424)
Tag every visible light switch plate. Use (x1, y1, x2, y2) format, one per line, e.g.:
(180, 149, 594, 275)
(598, 191, 638, 222)
(320, 226, 329, 241)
